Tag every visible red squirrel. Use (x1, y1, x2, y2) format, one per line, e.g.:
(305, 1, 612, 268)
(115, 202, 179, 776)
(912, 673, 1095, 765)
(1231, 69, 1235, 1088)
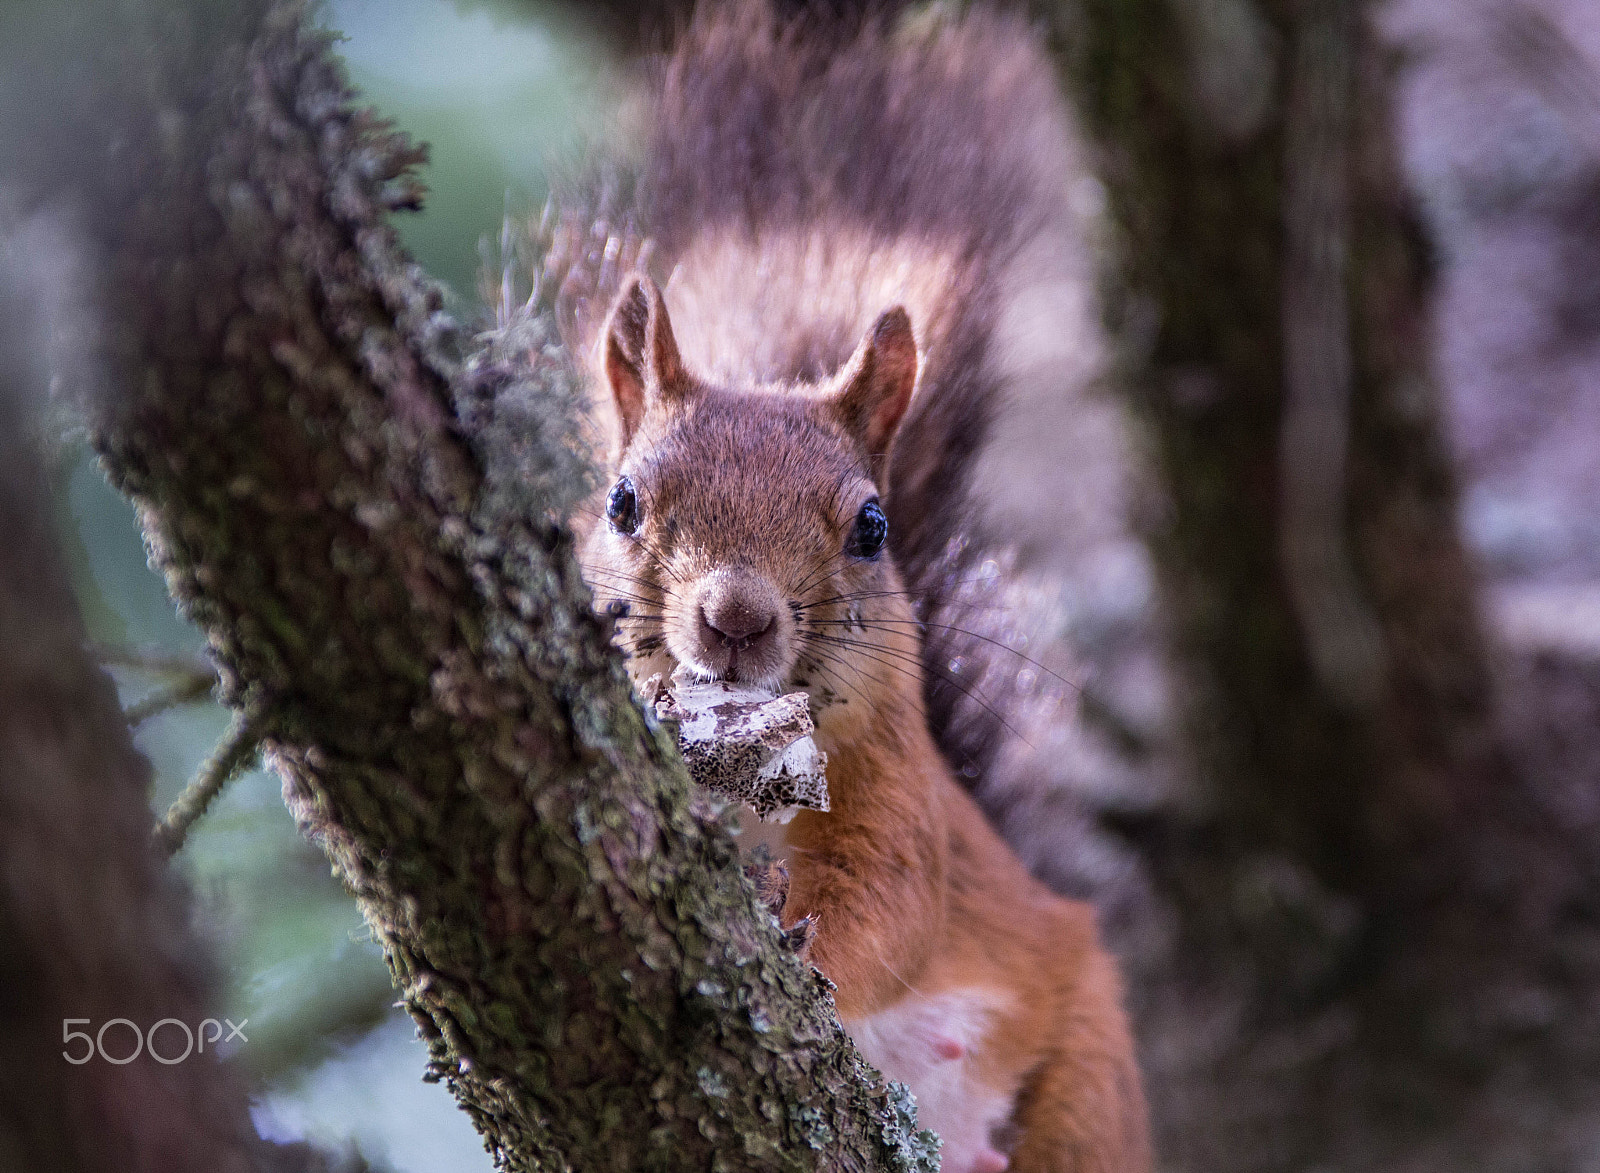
(554, 4, 1151, 1169)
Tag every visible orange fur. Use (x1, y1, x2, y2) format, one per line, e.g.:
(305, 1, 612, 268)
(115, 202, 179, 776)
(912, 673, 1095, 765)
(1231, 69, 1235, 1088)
(785, 647, 1150, 1173)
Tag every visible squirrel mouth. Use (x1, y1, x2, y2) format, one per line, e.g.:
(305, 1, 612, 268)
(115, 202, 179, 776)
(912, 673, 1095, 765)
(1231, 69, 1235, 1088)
(675, 653, 775, 689)
(672, 572, 790, 687)
(707, 637, 763, 684)
(719, 626, 775, 681)
(692, 608, 781, 685)
(672, 630, 787, 690)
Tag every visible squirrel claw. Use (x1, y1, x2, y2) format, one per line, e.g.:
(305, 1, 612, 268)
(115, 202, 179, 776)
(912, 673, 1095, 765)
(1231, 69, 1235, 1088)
(783, 914, 817, 958)
(742, 845, 790, 918)
(743, 845, 811, 956)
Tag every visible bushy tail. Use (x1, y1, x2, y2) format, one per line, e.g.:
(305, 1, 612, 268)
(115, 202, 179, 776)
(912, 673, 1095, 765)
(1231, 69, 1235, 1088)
(538, 2, 1170, 898)
(549, 1, 1077, 578)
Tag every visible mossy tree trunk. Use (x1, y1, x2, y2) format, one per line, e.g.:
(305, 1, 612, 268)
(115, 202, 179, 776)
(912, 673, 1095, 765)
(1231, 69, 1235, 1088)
(5, 2, 937, 1170)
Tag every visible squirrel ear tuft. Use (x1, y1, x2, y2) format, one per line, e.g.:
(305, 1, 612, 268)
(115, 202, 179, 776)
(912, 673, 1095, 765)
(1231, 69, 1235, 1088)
(603, 274, 689, 450)
(831, 307, 918, 480)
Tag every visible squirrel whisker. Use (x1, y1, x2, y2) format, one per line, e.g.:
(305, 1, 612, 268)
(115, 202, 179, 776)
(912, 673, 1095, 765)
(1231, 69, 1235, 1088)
(584, 569, 677, 600)
(805, 616, 1082, 696)
(790, 643, 882, 713)
(789, 551, 852, 601)
(800, 629, 1033, 749)
(800, 584, 1025, 614)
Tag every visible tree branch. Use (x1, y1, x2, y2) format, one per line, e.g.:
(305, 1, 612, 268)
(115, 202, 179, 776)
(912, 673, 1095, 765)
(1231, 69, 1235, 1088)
(123, 668, 218, 728)
(152, 706, 263, 857)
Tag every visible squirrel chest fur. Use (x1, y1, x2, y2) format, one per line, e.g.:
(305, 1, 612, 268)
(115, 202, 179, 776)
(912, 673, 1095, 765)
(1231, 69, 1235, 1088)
(558, 4, 1151, 1170)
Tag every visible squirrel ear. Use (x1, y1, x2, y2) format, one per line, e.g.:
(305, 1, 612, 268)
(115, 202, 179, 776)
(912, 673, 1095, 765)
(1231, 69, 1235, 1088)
(603, 274, 689, 450)
(831, 307, 918, 480)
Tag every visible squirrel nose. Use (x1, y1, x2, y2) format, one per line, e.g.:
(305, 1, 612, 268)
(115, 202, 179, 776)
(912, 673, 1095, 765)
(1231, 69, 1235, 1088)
(701, 595, 776, 646)
(692, 569, 786, 682)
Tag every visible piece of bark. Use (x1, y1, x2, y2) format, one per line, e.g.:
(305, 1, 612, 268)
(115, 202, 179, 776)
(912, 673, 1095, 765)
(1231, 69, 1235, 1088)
(648, 675, 830, 821)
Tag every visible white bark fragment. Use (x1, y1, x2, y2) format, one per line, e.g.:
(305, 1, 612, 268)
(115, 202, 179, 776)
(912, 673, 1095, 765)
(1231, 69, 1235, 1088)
(646, 674, 829, 821)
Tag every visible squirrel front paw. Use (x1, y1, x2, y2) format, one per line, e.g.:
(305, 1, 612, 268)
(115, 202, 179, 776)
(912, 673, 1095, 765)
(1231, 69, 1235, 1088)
(741, 845, 813, 958)
(742, 844, 791, 918)
(782, 913, 817, 959)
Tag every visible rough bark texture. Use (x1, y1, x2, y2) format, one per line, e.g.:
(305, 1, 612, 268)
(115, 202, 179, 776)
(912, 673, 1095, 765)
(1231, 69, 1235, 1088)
(0, 216, 355, 1173)
(16, 2, 938, 1171)
(1060, 0, 1600, 1168)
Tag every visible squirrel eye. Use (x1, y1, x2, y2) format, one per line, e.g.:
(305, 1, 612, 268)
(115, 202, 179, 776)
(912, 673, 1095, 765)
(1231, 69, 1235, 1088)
(606, 476, 640, 535)
(845, 498, 888, 559)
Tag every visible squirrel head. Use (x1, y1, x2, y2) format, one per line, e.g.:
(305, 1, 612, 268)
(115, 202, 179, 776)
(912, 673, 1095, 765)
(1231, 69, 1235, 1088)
(582, 274, 927, 728)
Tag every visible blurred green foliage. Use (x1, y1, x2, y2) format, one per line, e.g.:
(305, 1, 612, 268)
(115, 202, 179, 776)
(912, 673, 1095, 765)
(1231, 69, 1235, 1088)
(331, 0, 617, 298)
(52, 1, 618, 1168)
